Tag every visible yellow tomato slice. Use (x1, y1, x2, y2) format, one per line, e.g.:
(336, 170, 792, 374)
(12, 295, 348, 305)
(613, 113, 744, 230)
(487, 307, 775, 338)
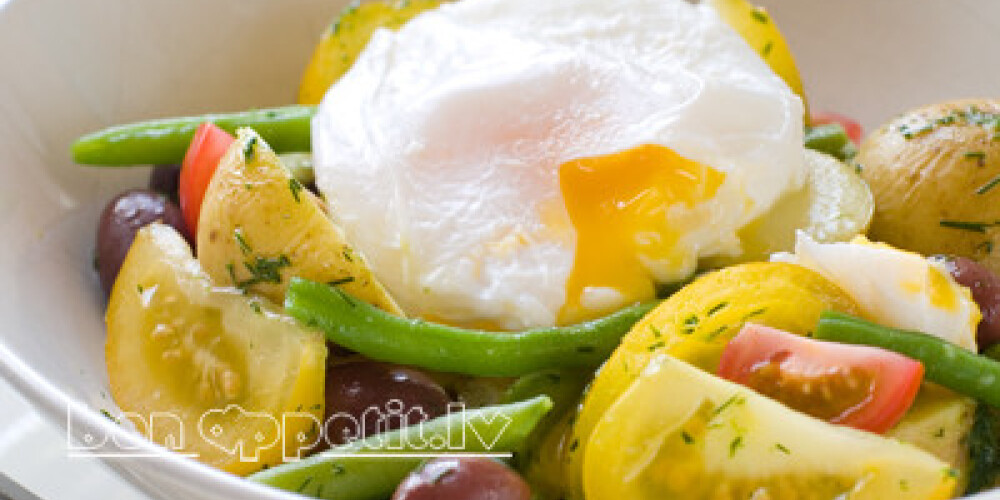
(106, 223, 326, 475)
(566, 262, 860, 498)
(585, 355, 956, 500)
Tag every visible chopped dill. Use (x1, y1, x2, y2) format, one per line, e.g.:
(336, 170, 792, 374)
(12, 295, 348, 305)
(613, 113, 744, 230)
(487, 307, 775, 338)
(327, 276, 356, 287)
(751, 7, 769, 23)
(234, 227, 252, 255)
(289, 178, 304, 203)
(681, 430, 695, 444)
(940, 220, 1000, 233)
(977, 174, 1000, 195)
(729, 435, 744, 457)
(243, 136, 258, 162)
(707, 301, 728, 316)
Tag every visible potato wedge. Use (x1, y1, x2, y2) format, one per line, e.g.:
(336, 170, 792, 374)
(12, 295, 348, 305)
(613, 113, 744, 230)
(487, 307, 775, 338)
(197, 128, 402, 314)
(704, 149, 872, 267)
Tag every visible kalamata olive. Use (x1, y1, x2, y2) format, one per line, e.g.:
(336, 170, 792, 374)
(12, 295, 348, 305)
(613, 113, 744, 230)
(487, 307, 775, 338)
(148, 164, 181, 200)
(323, 361, 451, 446)
(96, 189, 188, 297)
(391, 457, 531, 500)
(942, 256, 1000, 349)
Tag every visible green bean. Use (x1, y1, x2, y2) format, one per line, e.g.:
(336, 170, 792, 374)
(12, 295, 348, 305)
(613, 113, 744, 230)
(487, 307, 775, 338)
(249, 396, 553, 500)
(985, 343, 1000, 362)
(804, 123, 857, 161)
(815, 311, 1000, 407)
(71, 105, 316, 166)
(501, 370, 590, 437)
(285, 278, 656, 377)
(966, 402, 1000, 495)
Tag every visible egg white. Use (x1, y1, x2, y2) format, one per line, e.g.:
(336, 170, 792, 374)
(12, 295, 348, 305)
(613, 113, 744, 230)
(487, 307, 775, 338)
(776, 234, 980, 350)
(312, 0, 805, 328)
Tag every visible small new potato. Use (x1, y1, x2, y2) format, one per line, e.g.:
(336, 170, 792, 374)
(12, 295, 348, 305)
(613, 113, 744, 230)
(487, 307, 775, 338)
(196, 128, 401, 313)
(857, 99, 1000, 273)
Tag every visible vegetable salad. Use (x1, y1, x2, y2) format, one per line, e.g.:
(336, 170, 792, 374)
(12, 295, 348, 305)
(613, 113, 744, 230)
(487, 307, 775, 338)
(73, 0, 1000, 499)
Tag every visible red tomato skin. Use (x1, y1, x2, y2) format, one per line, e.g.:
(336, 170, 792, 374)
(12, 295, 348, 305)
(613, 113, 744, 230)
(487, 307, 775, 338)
(811, 111, 863, 144)
(718, 323, 924, 434)
(178, 123, 234, 237)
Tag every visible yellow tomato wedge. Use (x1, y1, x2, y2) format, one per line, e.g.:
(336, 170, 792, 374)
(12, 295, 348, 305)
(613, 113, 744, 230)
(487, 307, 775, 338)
(708, 0, 808, 114)
(585, 355, 956, 500)
(566, 262, 860, 498)
(106, 223, 326, 475)
(298, 0, 444, 105)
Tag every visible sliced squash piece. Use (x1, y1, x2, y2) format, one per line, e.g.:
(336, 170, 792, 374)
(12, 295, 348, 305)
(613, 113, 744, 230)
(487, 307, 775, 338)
(106, 223, 326, 475)
(584, 355, 956, 500)
(196, 128, 401, 314)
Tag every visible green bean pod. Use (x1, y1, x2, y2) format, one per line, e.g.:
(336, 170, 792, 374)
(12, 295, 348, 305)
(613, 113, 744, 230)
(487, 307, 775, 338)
(249, 396, 553, 500)
(804, 123, 857, 161)
(285, 278, 656, 377)
(71, 105, 316, 166)
(815, 311, 1000, 407)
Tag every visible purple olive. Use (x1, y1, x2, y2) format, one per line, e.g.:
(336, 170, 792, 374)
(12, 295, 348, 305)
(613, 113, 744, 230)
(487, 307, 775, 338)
(322, 361, 451, 447)
(942, 256, 1000, 349)
(96, 189, 188, 297)
(148, 164, 181, 200)
(392, 457, 531, 500)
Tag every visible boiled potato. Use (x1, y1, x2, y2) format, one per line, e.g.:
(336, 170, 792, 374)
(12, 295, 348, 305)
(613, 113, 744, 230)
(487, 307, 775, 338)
(857, 99, 1000, 273)
(197, 128, 402, 314)
(888, 385, 975, 492)
(704, 149, 872, 267)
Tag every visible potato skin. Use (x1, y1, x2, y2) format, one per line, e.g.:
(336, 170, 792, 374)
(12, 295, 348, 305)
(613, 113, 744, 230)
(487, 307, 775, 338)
(858, 99, 1000, 273)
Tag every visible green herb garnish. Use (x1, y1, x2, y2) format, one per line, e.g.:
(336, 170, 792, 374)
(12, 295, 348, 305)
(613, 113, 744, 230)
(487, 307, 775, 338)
(977, 175, 1000, 195)
(243, 136, 257, 162)
(940, 220, 1000, 233)
(289, 178, 304, 203)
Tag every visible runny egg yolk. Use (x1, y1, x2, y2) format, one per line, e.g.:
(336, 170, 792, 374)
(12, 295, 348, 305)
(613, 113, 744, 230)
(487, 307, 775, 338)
(558, 144, 726, 324)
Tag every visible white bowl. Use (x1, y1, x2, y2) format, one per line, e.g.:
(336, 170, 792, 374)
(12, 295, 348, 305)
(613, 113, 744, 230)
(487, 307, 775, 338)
(0, 0, 997, 498)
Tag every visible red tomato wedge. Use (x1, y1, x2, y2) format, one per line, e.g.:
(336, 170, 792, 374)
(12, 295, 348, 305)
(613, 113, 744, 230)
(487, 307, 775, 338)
(811, 111, 863, 144)
(717, 323, 923, 434)
(179, 123, 234, 236)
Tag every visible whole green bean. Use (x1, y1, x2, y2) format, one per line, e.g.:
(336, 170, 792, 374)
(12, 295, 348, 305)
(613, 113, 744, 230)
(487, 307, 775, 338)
(815, 311, 1000, 407)
(249, 396, 553, 500)
(71, 105, 316, 166)
(285, 278, 656, 377)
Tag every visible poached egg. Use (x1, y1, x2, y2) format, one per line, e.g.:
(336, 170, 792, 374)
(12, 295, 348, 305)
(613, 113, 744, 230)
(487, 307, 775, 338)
(312, 0, 806, 329)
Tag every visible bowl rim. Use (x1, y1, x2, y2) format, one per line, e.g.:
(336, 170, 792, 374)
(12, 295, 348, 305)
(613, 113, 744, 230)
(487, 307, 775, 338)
(0, 340, 303, 500)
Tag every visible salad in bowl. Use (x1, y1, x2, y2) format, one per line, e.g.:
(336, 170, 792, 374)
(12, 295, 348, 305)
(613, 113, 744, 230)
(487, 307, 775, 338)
(61, 0, 1000, 498)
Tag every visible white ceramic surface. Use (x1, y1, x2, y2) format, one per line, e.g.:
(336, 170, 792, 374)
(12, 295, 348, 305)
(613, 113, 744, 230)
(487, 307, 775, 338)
(0, 0, 998, 499)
